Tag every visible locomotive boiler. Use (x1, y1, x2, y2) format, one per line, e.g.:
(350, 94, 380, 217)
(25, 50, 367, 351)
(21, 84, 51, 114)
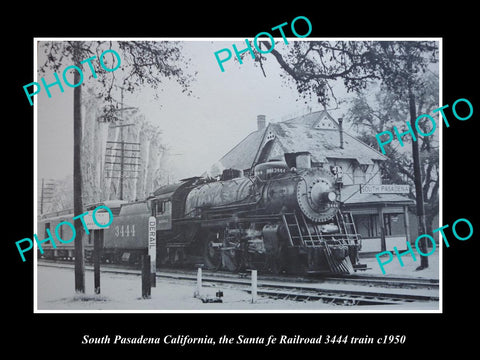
(37, 152, 364, 275)
(151, 151, 363, 274)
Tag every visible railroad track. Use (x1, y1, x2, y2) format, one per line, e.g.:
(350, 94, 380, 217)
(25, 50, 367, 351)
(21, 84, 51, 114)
(38, 260, 439, 306)
(251, 283, 438, 305)
(321, 274, 439, 290)
(37, 259, 439, 290)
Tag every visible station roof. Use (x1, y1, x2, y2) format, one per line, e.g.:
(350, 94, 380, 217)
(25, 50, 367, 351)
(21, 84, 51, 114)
(273, 112, 387, 165)
(211, 110, 387, 175)
(215, 129, 266, 173)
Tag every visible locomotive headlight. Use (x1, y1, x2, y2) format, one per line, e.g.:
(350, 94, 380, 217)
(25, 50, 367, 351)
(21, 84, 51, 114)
(327, 191, 336, 202)
(319, 191, 336, 203)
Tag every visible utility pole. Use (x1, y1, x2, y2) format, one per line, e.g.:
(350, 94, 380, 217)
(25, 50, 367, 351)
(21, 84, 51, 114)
(72, 44, 85, 293)
(409, 87, 428, 270)
(105, 138, 141, 200)
(39, 178, 55, 214)
(103, 86, 141, 200)
(406, 50, 428, 271)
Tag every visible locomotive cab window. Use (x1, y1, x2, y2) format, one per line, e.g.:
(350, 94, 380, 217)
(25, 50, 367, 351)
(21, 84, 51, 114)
(156, 200, 172, 215)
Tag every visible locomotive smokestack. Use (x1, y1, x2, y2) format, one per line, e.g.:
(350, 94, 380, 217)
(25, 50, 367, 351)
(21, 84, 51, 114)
(257, 115, 266, 130)
(338, 117, 344, 149)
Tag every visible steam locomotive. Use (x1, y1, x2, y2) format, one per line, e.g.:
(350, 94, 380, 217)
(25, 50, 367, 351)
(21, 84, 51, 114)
(38, 152, 364, 274)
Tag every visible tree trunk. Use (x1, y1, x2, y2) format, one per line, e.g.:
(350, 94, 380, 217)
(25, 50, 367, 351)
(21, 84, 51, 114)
(425, 212, 435, 238)
(408, 87, 428, 269)
(73, 57, 85, 293)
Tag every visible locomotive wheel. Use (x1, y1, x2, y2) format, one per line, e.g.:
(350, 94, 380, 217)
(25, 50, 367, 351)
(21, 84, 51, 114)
(203, 234, 222, 270)
(222, 249, 241, 272)
(269, 243, 287, 275)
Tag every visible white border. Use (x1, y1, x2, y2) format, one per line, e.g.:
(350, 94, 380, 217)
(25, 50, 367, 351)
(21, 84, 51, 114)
(33, 37, 443, 314)
(33, 37, 39, 312)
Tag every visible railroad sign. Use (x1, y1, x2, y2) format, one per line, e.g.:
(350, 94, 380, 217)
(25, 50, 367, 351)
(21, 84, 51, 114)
(84, 211, 112, 230)
(148, 216, 156, 278)
(360, 184, 410, 194)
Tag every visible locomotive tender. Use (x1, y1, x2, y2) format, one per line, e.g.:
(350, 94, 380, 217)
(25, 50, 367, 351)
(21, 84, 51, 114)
(38, 152, 364, 274)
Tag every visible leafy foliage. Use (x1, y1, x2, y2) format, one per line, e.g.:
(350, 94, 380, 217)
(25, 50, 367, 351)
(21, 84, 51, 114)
(345, 76, 439, 230)
(261, 40, 438, 108)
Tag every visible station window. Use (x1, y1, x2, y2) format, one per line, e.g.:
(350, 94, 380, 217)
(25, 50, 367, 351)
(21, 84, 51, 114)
(354, 213, 405, 238)
(384, 213, 405, 236)
(355, 214, 380, 238)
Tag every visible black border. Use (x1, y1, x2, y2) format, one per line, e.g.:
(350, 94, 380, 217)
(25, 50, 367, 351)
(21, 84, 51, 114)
(6, 5, 478, 355)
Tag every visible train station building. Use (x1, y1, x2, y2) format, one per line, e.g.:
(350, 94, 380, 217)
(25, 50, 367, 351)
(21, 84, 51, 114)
(207, 110, 416, 255)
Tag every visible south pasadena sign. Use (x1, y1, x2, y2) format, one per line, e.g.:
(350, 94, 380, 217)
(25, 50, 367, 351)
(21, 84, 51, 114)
(360, 184, 410, 194)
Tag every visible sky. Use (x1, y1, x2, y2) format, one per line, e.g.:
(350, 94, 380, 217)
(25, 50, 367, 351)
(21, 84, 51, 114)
(36, 39, 439, 183)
